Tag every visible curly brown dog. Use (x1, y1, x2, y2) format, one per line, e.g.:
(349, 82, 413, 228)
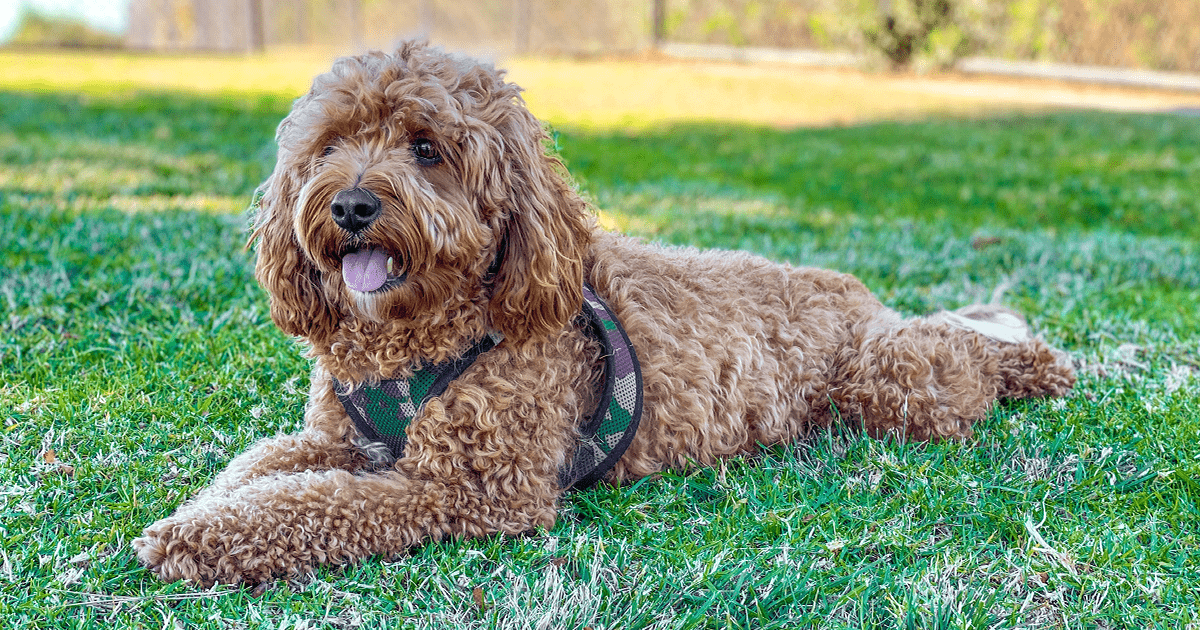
(133, 42, 1075, 586)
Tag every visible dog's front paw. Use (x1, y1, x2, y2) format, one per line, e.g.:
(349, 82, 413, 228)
(133, 513, 293, 586)
(133, 518, 222, 586)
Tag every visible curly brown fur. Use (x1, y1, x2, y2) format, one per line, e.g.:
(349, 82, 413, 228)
(133, 41, 1075, 586)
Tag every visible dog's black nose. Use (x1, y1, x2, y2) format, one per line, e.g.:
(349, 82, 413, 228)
(330, 187, 382, 233)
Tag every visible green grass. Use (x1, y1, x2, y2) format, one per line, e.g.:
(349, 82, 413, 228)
(2, 81, 1199, 629)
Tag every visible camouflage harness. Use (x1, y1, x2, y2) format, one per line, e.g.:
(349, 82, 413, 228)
(333, 283, 643, 490)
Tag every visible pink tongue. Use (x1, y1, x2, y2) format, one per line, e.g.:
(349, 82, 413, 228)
(342, 248, 389, 292)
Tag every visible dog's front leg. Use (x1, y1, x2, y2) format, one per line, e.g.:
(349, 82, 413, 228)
(133, 370, 568, 586)
(132, 467, 546, 586)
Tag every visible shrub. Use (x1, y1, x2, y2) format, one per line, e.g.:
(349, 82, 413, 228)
(5, 8, 124, 49)
(853, 0, 1004, 70)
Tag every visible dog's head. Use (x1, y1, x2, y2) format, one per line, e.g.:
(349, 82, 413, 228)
(250, 42, 592, 353)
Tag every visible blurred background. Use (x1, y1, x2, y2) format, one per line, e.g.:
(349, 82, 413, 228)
(2, 0, 1199, 72)
(4, 0, 1198, 130)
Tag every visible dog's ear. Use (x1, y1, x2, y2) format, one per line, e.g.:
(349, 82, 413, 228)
(487, 110, 593, 346)
(248, 164, 338, 345)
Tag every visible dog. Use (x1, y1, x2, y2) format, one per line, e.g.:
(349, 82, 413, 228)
(132, 41, 1075, 586)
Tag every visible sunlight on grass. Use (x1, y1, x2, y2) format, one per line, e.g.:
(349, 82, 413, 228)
(4, 191, 247, 215)
(509, 57, 1017, 129)
(593, 188, 805, 237)
(0, 48, 335, 97)
(0, 130, 255, 213)
(0, 48, 1096, 131)
(5, 48, 1195, 132)
(0, 159, 149, 193)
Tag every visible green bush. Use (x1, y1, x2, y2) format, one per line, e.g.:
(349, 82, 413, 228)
(851, 0, 1004, 70)
(5, 8, 124, 49)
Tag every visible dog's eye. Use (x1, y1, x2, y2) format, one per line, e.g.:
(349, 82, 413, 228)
(411, 139, 441, 165)
(321, 146, 336, 157)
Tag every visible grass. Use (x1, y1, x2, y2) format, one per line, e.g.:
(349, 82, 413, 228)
(2, 50, 1199, 628)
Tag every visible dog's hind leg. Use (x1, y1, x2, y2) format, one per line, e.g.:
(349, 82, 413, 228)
(831, 316, 999, 440)
(828, 305, 1073, 441)
(930, 304, 1075, 400)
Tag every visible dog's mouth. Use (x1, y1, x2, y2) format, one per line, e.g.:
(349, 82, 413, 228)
(341, 247, 406, 293)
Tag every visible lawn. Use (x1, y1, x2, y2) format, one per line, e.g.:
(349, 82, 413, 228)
(1, 50, 1199, 629)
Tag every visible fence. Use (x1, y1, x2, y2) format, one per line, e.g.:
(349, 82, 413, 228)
(126, 0, 655, 55)
(125, 0, 1200, 73)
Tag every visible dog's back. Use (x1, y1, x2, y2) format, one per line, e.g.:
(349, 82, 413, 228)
(584, 231, 1073, 480)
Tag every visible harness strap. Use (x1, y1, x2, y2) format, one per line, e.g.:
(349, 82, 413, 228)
(335, 332, 501, 459)
(332, 283, 642, 491)
(559, 285, 643, 489)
